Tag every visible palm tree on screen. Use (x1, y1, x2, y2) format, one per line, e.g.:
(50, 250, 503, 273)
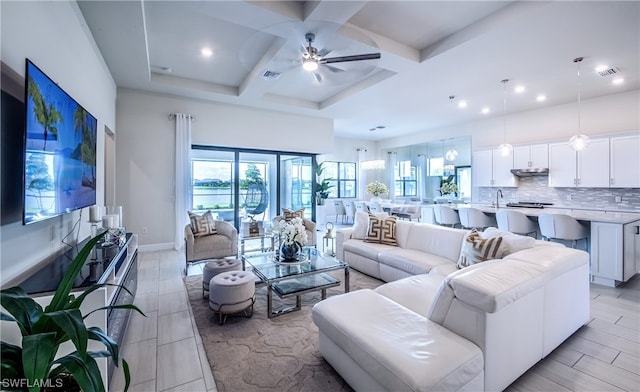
(27, 77, 62, 151)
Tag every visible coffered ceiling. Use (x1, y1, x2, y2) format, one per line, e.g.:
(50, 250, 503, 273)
(78, 1, 640, 140)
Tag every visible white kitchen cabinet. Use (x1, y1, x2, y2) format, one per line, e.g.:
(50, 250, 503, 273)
(473, 149, 517, 187)
(591, 219, 640, 287)
(548, 139, 609, 187)
(513, 144, 548, 168)
(610, 134, 640, 188)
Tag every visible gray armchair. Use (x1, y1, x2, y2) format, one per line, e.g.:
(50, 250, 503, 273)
(184, 220, 238, 274)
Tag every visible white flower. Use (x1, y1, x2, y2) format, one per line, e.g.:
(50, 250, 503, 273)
(366, 181, 388, 197)
(278, 217, 308, 246)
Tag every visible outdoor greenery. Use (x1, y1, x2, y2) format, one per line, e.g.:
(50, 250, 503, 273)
(0, 232, 143, 392)
(27, 77, 61, 151)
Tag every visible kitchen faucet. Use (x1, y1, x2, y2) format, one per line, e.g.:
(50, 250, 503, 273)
(496, 189, 503, 209)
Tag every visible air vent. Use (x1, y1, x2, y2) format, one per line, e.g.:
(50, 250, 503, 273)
(597, 67, 619, 77)
(261, 70, 281, 80)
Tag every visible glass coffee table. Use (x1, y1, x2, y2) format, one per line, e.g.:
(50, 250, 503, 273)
(243, 248, 349, 318)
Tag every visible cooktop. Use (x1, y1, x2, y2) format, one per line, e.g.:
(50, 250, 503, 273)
(505, 202, 554, 209)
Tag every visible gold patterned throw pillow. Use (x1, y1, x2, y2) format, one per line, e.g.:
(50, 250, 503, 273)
(188, 210, 217, 237)
(282, 208, 305, 222)
(364, 214, 398, 246)
(457, 229, 504, 269)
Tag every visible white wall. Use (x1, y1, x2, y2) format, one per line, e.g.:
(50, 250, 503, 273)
(115, 89, 334, 247)
(0, 1, 116, 285)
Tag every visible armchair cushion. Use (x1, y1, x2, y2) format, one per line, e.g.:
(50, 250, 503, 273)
(188, 210, 217, 237)
(282, 208, 305, 221)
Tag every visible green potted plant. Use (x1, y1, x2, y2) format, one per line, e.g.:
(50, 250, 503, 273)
(315, 162, 334, 205)
(1, 232, 143, 392)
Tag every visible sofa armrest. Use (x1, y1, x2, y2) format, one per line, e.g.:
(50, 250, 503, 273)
(185, 225, 195, 248)
(336, 228, 353, 261)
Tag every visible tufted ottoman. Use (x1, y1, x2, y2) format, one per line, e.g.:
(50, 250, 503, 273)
(209, 270, 256, 325)
(202, 258, 242, 298)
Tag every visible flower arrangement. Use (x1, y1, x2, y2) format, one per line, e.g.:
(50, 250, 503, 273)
(277, 217, 308, 246)
(441, 182, 459, 195)
(366, 181, 388, 196)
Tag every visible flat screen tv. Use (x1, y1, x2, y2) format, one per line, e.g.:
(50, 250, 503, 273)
(23, 59, 97, 224)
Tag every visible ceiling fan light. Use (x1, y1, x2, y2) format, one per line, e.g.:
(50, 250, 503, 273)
(498, 143, 513, 157)
(303, 58, 318, 71)
(569, 134, 591, 151)
(445, 149, 458, 161)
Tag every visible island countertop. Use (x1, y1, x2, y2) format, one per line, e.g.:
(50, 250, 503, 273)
(443, 204, 640, 225)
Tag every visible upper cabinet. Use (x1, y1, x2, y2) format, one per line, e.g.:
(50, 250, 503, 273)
(513, 144, 548, 168)
(473, 149, 517, 187)
(610, 134, 640, 188)
(549, 138, 610, 187)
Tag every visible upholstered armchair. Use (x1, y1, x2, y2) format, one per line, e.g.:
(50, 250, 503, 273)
(272, 216, 317, 247)
(184, 220, 238, 274)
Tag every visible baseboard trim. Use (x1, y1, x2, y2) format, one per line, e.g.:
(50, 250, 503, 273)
(138, 242, 177, 252)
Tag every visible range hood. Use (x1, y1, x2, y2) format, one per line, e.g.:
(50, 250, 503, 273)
(510, 168, 549, 177)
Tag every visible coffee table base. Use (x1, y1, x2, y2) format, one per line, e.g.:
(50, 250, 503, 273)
(267, 273, 342, 318)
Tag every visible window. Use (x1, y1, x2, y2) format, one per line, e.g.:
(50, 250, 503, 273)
(394, 160, 417, 197)
(323, 161, 357, 198)
(192, 159, 234, 212)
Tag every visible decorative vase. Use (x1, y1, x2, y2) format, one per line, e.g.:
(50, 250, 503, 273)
(280, 241, 302, 261)
(370, 196, 382, 203)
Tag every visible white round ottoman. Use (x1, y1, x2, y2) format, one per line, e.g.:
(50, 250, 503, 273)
(209, 270, 256, 325)
(202, 259, 242, 298)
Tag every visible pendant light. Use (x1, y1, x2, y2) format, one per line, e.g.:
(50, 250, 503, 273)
(445, 98, 459, 161)
(569, 57, 590, 151)
(498, 79, 513, 156)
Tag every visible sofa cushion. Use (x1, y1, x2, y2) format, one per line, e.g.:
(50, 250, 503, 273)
(375, 273, 446, 317)
(188, 210, 217, 237)
(482, 227, 537, 257)
(312, 289, 484, 391)
(457, 229, 505, 268)
(364, 214, 398, 246)
(378, 248, 452, 276)
(343, 239, 394, 261)
(404, 224, 469, 262)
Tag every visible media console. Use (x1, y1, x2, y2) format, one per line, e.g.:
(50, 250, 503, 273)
(14, 232, 139, 387)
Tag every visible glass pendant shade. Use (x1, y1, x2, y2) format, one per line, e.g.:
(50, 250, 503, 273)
(303, 58, 318, 71)
(498, 143, 513, 157)
(445, 149, 458, 161)
(569, 134, 590, 151)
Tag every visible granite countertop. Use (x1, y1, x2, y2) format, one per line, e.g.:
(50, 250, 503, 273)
(450, 203, 640, 225)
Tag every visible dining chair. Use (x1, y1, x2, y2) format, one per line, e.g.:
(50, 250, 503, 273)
(333, 200, 347, 224)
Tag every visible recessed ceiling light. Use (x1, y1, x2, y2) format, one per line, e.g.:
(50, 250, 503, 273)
(457, 100, 467, 108)
(595, 64, 609, 73)
(201, 47, 213, 57)
(514, 85, 526, 94)
(612, 77, 625, 85)
(481, 107, 490, 114)
(536, 94, 547, 102)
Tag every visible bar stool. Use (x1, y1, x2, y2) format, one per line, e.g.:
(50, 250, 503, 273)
(495, 210, 538, 237)
(434, 205, 461, 228)
(538, 214, 589, 250)
(458, 207, 497, 230)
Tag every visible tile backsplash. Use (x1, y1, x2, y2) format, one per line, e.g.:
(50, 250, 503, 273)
(476, 176, 640, 212)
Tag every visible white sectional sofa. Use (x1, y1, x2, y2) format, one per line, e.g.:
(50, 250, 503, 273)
(313, 218, 590, 391)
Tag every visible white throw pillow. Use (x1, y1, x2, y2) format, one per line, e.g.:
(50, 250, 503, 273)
(351, 210, 389, 240)
(482, 227, 536, 257)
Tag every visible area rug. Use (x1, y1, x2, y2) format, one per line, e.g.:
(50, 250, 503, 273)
(185, 268, 383, 392)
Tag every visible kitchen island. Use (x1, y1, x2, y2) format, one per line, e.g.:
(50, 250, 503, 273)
(421, 204, 640, 287)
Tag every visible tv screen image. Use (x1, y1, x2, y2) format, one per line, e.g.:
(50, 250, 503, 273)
(24, 59, 97, 224)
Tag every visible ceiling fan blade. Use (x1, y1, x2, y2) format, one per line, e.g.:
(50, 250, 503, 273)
(323, 64, 344, 73)
(313, 72, 323, 83)
(322, 53, 381, 64)
(317, 48, 332, 57)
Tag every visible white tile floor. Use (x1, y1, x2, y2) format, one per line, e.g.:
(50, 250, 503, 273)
(109, 250, 216, 392)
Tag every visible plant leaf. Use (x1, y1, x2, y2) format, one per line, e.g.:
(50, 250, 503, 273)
(122, 359, 131, 392)
(1, 311, 16, 322)
(0, 287, 43, 335)
(22, 332, 56, 392)
(84, 303, 145, 319)
(1, 341, 25, 382)
(35, 309, 88, 360)
(52, 352, 105, 392)
(87, 326, 118, 362)
(46, 231, 106, 313)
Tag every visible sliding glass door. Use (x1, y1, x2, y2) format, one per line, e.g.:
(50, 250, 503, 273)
(279, 155, 313, 220)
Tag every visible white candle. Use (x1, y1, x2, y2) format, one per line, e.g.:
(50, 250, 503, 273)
(102, 215, 115, 229)
(89, 205, 101, 222)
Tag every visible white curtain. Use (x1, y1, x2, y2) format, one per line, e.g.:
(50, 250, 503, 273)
(387, 152, 397, 199)
(174, 113, 193, 250)
(417, 154, 426, 202)
(357, 149, 366, 200)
